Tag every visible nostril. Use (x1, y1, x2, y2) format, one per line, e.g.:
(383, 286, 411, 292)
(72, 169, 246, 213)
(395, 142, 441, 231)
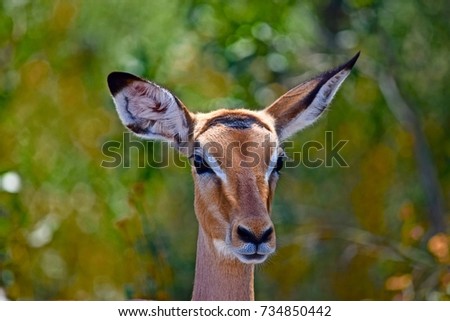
(237, 226, 258, 244)
(260, 227, 274, 243)
(237, 225, 274, 245)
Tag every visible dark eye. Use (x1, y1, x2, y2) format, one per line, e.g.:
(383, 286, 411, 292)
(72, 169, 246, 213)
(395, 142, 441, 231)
(274, 155, 284, 174)
(192, 154, 214, 175)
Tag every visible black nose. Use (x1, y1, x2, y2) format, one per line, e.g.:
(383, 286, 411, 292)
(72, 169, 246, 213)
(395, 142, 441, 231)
(237, 226, 273, 244)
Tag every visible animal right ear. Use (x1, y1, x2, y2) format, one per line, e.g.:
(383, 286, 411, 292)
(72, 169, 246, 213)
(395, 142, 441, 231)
(264, 52, 359, 141)
(107, 72, 194, 152)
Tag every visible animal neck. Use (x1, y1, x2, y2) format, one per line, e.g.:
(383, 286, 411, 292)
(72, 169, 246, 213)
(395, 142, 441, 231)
(192, 228, 255, 300)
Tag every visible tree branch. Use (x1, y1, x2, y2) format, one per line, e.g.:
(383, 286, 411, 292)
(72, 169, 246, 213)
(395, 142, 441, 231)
(377, 72, 446, 235)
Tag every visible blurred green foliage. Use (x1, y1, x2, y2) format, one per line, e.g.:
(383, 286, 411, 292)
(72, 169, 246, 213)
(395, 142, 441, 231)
(0, 0, 449, 300)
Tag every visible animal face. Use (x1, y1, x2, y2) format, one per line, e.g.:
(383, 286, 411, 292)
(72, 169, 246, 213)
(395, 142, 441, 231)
(107, 52, 359, 264)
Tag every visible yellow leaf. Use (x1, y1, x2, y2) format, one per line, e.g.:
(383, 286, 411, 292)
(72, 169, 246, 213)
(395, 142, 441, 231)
(385, 274, 412, 291)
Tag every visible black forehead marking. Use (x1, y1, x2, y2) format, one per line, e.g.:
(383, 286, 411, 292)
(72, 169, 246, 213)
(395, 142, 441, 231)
(204, 114, 271, 132)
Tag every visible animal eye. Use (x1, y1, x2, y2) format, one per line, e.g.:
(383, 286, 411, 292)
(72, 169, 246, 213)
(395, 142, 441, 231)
(274, 155, 284, 174)
(192, 154, 214, 175)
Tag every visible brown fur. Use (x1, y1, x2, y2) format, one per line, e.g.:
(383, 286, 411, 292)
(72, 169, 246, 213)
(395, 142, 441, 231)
(190, 110, 278, 300)
(107, 53, 359, 301)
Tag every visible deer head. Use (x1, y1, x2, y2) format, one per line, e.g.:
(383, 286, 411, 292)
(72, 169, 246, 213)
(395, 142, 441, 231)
(107, 52, 359, 300)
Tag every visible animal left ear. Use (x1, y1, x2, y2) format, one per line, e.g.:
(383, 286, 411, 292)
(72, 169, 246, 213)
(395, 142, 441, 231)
(107, 72, 194, 154)
(264, 52, 359, 141)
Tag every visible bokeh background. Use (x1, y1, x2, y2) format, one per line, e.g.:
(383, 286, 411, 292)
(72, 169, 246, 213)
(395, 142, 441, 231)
(0, 0, 449, 300)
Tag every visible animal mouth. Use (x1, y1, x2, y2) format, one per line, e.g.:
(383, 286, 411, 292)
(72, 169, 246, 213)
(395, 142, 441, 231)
(218, 232, 275, 264)
(234, 244, 274, 264)
(238, 253, 267, 264)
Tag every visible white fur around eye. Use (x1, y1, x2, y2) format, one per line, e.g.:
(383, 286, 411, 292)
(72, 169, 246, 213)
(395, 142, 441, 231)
(197, 151, 227, 183)
(265, 146, 281, 182)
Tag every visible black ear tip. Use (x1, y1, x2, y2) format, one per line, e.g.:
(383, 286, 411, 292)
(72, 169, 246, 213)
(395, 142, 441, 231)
(107, 71, 142, 96)
(344, 51, 360, 70)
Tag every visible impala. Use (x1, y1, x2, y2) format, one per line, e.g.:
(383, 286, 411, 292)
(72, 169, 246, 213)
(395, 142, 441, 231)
(107, 52, 359, 300)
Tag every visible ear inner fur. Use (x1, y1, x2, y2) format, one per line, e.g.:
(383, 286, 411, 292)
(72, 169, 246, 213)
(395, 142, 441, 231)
(264, 52, 360, 140)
